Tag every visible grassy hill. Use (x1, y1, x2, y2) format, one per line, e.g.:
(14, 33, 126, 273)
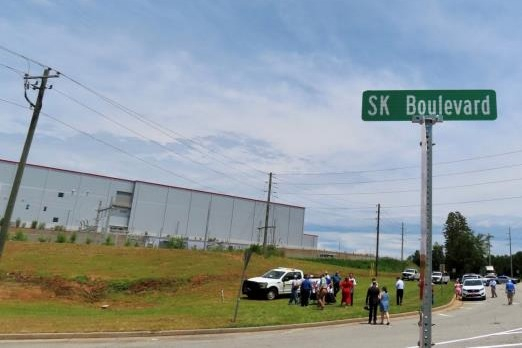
(0, 241, 454, 333)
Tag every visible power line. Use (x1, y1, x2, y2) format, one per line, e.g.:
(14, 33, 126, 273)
(0, 44, 48, 69)
(56, 71, 266, 177)
(306, 194, 522, 210)
(277, 150, 522, 176)
(0, 62, 26, 77)
(0, 97, 221, 191)
(278, 177, 522, 196)
(277, 162, 522, 187)
(0, 44, 266, 184)
(52, 88, 264, 193)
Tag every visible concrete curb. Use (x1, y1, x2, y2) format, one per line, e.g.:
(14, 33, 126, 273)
(0, 297, 462, 340)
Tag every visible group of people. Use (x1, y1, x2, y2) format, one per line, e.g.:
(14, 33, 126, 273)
(292, 271, 407, 326)
(290, 271, 357, 309)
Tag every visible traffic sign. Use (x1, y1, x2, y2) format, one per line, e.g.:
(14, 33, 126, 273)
(362, 90, 497, 121)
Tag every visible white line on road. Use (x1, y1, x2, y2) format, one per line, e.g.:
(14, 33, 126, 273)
(406, 327, 522, 348)
(467, 343, 522, 348)
(435, 327, 522, 346)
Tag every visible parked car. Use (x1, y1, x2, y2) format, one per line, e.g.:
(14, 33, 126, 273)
(496, 275, 520, 284)
(483, 274, 498, 286)
(461, 278, 486, 300)
(432, 271, 450, 284)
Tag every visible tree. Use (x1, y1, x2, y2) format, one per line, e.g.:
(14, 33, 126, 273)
(443, 211, 487, 277)
(407, 250, 420, 266)
(432, 242, 445, 271)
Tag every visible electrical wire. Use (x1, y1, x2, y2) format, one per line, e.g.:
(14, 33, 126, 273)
(52, 88, 264, 193)
(305, 194, 522, 210)
(0, 97, 223, 192)
(278, 177, 522, 196)
(0, 44, 267, 185)
(0, 62, 26, 77)
(277, 150, 522, 176)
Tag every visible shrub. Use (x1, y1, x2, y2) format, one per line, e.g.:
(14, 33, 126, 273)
(104, 236, 114, 246)
(108, 280, 131, 292)
(124, 239, 132, 247)
(69, 232, 77, 244)
(31, 220, 38, 229)
(37, 236, 47, 243)
(54, 225, 66, 232)
(37, 222, 46, 230)
(12, 230, 27, 241)
(73, 275, 89, 284)
(55, 233, 67, 243)
(85, 238, 92, 245)
(164, 236, 187, 249)
(265, 245, 284, 258)
(248, 244, 262, 254)
(15, 218, 21, 228)
(21, 222, 26, 228)
(247, 244, 283, 257)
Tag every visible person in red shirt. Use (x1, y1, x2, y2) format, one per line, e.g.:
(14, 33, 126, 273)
(340, 276, 354, 306)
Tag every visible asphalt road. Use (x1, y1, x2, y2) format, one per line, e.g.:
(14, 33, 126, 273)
(0, 284, 520, 348)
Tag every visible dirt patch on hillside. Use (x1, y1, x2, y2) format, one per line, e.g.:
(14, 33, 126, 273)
(0, 271, 231, 304)
(0, 282, 52, 301)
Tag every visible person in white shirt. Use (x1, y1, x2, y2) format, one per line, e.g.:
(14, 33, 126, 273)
(489, 279, 497, 298)
(395, 276, 404, 305)
(348, 273, 357, 306)
(288, 274, 301, 305)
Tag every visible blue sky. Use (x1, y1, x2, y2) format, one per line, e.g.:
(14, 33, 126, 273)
(1, 1, 522, 260)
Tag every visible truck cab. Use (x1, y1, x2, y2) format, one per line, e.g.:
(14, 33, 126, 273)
(402, 268, 420, 281)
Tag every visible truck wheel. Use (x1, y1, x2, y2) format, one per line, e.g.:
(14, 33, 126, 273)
(266, 288, 278, 300)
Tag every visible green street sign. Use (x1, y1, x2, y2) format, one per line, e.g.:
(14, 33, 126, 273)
(362, 90, 497, 121)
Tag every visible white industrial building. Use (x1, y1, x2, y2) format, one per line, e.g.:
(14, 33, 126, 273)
(0, 159, 317, 249)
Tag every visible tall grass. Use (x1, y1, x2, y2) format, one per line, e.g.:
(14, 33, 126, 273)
(0, 242, 454, 333)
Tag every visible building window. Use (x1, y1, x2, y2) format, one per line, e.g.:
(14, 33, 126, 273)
(25, 204, 30, 210)
(52, 217, 59, 223)
(58, 192, 64, 198)
(43, 206, 47, 212)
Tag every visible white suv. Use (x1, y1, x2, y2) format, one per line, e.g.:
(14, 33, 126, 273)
(461, 278, 486, 300)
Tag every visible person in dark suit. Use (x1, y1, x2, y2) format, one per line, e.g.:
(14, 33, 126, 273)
(366, 280, 380, 324)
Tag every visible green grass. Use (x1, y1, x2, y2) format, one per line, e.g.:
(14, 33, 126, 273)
(0, 241, 455, 333)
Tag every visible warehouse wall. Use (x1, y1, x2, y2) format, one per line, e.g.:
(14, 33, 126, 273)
(0, 160, 312, 249)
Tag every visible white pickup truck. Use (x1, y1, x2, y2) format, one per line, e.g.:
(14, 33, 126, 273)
(242, 267, 306, 300)
(432, 271, 450, 284)
(402, 268, 420, 281)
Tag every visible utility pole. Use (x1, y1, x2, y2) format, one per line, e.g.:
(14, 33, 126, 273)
(203, 196, 212, 250)
(262, 172, 272, 252)
(509, 227, 513, 278)
(401, 222, 405, 262)
(0, 68, 58, 258)
(486, 233, 492, 265)
(94, 201, 102, 232)
(375, 203, 381, 277)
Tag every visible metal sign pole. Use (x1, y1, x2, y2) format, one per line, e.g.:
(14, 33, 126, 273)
(413, 115, 441, 347)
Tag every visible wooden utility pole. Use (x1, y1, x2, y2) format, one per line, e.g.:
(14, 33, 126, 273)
(262, 172, 273, 252)
(486, 233, 493, 265)
(401, 222, 405, 262)
(509, 227, 513, 277)
(375, 203, 381, 277)
(0, 68, 58, 258)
